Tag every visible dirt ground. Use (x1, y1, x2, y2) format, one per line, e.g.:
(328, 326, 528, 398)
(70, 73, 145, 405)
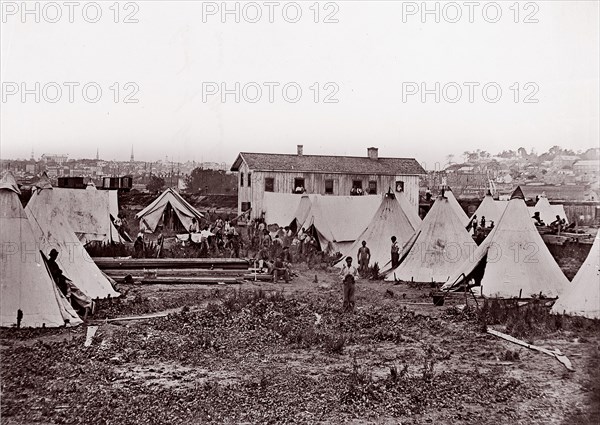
(1, 264, 599, 425)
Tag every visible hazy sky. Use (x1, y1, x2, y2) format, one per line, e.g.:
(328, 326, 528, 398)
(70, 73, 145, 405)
(1, 1, 598, 169)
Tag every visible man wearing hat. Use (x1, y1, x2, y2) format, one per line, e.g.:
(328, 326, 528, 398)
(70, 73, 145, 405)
(47, 249, 93, 316)
(47, 249, 69, 297)
(339, 257, 359, 313)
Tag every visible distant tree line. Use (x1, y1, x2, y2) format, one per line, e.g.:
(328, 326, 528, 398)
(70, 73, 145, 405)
(185, 168, 238, 194)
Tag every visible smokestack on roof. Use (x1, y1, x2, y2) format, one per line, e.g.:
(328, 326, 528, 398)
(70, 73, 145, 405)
(297, 145, 303, 156)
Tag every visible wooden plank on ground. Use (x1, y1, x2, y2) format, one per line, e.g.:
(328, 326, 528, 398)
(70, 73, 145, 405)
(95, 312, 169, 323)
(487, 328, 573, 371)
(140, 277, 242, 285)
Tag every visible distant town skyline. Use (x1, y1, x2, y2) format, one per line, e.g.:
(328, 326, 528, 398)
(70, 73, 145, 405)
(2, 144, 598, 171)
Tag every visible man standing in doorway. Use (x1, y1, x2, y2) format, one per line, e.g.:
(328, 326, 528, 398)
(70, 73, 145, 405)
(390, 236, 400, 269)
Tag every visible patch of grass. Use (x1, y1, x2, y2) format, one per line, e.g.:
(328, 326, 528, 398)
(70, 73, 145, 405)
(476, 298, 600, 340)
(323, 334, 346, 354)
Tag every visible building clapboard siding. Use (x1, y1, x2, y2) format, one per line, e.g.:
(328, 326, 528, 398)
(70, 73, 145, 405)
(231, 146, 426, 220)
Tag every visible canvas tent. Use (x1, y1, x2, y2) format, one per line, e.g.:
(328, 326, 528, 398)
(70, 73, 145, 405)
(299, 195, 382, 253)
(0, 172, 82, 328)
(386, 195, 476, 283)
(262, 192, 316, 229)
(529, 195, 568, 225)
(108, 190, 119, 219)
(551, 233, 600, 319)
(25, 176, 120, 300)
(469, 192, 508, 228)
(441, 187, 569, 298)
(36, 185, 123, 244)
(397, 190, 422, 229)
(336, 193, 418, 271)
(292, 195, 315, 231)
(136, 188, 204, 233)
(444, 188, 469, 223)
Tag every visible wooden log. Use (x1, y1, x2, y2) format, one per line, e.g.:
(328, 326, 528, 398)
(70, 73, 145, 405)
(139, 277, 242, 285)
(102, 268, 250, 276)
(108, 273, 274, 283)
(242, 274, 276, 281)
(92, 257, 250, 270)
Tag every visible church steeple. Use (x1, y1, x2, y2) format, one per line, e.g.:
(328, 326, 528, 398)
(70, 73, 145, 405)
(130, 146, 134, 162)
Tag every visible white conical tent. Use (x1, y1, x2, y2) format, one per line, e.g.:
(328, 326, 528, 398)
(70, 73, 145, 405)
(299, 195, 381, 253)
(441, 187, 569, 298)
(444, 188, 469, 223)
(551, 233, 600, 319)
(396, 190, 422, 230)
(469, 193, 508, 228)
(0, 172, 82, 328)
(530, 195, 568, 225)
(292, 195, 315, 231)
(386, 195, 476, 283)
(136, 188, 204, 233)
(25, 178, 120, 300)
(336, 193, 417, 271)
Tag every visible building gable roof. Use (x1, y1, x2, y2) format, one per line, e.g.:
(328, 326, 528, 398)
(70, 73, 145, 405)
(231, 152, 426, 176)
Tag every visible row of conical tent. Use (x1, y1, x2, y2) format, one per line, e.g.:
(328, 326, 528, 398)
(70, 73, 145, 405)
(469, 191, 568, 229)
(1, 172, 120, 328)
(261, 187, 596, 319)
(261, 190, 421, 256)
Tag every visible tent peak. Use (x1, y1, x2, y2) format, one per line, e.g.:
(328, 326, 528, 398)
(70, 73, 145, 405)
(33, 172, 53, 190)
(510, 186, 525, 200)
(0, 171, 20, 194)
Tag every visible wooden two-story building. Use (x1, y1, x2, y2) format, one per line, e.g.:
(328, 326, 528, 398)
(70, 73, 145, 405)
(230, 146, 426, 219)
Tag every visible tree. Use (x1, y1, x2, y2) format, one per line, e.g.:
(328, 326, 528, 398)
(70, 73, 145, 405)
(186, 168, 237, 194)
(548, 145, 562, 156)
(147, 175, 165, 193)
(487, 159, 500, 172)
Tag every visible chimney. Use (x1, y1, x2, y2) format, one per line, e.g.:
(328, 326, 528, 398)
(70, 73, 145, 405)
(297, 145, 304, 156)
(367, 147, 378, 161)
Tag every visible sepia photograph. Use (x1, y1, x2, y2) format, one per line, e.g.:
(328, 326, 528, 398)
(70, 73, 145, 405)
(0, 1, 599, 423)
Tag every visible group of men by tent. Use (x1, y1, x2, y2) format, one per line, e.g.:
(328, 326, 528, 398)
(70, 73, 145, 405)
(258, 185, 597, 319)
(133, 188, 247, 259)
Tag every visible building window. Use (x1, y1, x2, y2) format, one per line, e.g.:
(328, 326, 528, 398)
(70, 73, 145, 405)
(240, 172, 244, 187)
(247, 173, 251, 187)
(325, 179, 334, 194)
(395, 181, 404, 192)
(265, 177, 274, 192)
(294, 178, 305, 193)
(368, 181, 377, 194)
(351, 180, 363, 196)
(241, 202, 251, 212)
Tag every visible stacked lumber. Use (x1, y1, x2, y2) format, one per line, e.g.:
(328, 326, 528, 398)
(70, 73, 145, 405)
(94, 257, 252, 285)
(93, 258, 250, 270)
